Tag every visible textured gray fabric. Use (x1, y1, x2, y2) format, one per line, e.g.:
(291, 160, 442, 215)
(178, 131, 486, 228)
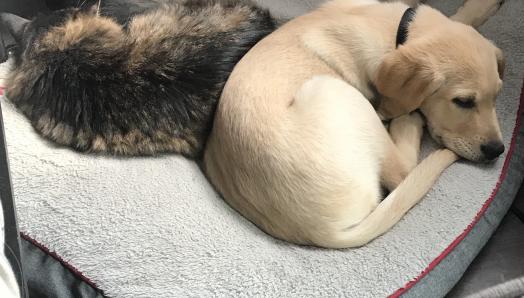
(466, 277, 524, 298)
(404, 125, 524, 298)
(0, 0, 522, 297)
(252, 0, 323, 21)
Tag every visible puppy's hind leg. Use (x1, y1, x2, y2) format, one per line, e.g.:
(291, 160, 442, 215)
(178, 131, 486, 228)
(450, 0, 504, 28)
(286, 76, 458, 248)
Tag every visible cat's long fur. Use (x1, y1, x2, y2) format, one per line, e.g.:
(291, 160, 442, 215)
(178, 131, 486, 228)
(3, 0, 275, 157)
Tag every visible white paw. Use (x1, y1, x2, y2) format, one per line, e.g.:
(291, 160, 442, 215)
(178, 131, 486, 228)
(459, 0, 504, 28)
(482, 0, 504, 18)
(391, 112, 424, 130)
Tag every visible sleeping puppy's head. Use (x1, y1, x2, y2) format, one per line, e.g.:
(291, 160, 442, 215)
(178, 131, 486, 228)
(375, 6, 505, 163)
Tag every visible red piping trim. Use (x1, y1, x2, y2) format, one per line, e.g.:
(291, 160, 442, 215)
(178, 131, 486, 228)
(20, 232, 105, 296)
(390, 79, 524, 298)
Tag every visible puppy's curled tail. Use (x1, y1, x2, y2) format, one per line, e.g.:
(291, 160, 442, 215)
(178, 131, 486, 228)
(320, 149, 458, 249)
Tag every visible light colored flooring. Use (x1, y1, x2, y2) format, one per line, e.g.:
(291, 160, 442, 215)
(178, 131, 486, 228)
(448, 184, 524, 297)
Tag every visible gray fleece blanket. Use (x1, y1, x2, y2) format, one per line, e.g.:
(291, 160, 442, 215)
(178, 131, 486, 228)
(0, 0, 523, 297)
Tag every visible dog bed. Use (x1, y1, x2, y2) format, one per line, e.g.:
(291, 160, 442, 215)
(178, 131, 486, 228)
(0, 0, 523, 297)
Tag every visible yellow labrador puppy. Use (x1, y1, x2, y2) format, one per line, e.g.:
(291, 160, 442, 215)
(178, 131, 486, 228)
(204, 0, 505, 248)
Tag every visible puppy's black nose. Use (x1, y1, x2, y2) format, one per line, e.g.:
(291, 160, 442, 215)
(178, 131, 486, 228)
(481, 141, 505, 160)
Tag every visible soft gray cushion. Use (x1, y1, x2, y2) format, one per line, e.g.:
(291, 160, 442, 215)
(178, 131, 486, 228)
(0, 0, 522, 297)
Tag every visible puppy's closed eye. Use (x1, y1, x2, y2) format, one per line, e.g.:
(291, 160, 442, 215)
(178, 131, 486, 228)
(452, 97, 476, 109)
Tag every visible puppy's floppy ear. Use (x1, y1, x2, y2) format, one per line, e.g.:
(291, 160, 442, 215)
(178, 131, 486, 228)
(374, 46, 444, 119)
(494, 47, 505, 79)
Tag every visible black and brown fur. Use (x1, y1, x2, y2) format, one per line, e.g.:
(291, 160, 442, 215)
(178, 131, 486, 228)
(1, 0, 275, 157)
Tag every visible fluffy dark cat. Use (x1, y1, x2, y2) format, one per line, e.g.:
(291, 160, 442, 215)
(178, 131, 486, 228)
(0, 0, 275, 157)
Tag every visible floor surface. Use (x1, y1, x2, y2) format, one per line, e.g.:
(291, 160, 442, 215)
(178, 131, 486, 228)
(448, 183, 524, 297)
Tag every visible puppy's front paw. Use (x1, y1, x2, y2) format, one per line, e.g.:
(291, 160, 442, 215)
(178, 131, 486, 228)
(389, 112, 424, 136)
(477, 0, 504, 23)
(377, 99, 402, 120)
(452, 0, 504, 28)
(408, 111, 425, 128)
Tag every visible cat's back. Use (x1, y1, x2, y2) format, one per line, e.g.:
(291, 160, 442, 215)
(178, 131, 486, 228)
(5, 0, 275, 157)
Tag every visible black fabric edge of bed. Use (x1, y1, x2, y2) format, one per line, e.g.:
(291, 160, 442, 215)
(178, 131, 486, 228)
(20, 235, 104, 298)
(0, 101, 28, 298)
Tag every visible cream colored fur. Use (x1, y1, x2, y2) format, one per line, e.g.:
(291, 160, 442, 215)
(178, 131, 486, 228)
(203, 0, 504, 248)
